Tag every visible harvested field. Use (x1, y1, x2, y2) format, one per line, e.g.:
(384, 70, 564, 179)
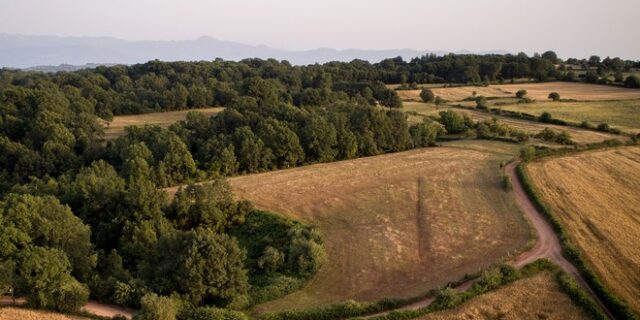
(527, 147, 640, 314)
(404, 102, 623, 144)
(417, 272, 589, 320)
(0, 307, 88, 320)
(396, 82, 640, 102)
(228, 145, 530, 312)
(103, 107, 223, 139)
(499, 99, 640, 134)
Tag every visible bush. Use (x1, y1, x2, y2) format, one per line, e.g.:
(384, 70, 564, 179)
(183, 307, 249, 320)
(515, 89, 527, 98)
(502, 175, 512, 191)
(580, 121, 595, 129)
(538, 112, 553, 123)
(548, 92, 561, 101)
(520, 146, 536, 162)
(597, 123, 611, 132)
(419, 88, 435, 103)
(475, 96, 488, 109)
(54, 278, 89, 313)
(624, 75, 640, 88)
(135, 293, 179, 320)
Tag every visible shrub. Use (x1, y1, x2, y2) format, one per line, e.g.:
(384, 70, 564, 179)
(597, 123, 611, 132)
(184, 307, 249, 320)
(54, 278, 89, 313)
(548, 92, 561, 101)
(135, 293, 179, 320)
(515, 89, 527, 98)
(502, 175, 512, 191)
(538, 112, 553, 123)
(580, 121, 595, 129)
(434, 96, 444, 106)
(520, 146, 536, 162)
(475, 96, 488, 109)
(419, 88, 435, 103)
(624, 75, 640, 88)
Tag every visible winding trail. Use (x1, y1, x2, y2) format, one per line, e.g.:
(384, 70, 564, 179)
(364, 160, 613, 319)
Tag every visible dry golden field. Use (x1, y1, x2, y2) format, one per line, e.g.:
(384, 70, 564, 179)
(396, 82, 640, 102)
(0, 308, 88, 320)
(527, 147, 640, 314)
(404, 102, 623, 145)
(103, 107, 223, 139)
(228, 144, 530, 312)
(499, 100, 640, 134)
(417, 272, 589, 320)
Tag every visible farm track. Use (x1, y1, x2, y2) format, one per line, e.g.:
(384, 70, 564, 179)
(361, 161, 614, 319)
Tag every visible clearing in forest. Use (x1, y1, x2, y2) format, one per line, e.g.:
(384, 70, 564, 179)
(103, 107, 223, 139)
(396, 82, 640, 102)
(527, 147, 640, 314)
(228, 144, 530, 312)
(416, 272, 590, 320)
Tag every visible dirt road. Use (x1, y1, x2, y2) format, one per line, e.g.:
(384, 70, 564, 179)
(362, 160, 613, 319)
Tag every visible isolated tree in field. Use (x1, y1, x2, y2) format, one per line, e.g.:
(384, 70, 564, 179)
(438, 110, 467, 134)
(625, 75, 640, 88)
(420, 88, 435, 103)
(548, 92, 560, 101)
(515, 89, 527, 98)
(434, 96, 444, 106)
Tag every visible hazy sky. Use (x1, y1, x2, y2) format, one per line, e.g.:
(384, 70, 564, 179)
(1, 0, 638, 59)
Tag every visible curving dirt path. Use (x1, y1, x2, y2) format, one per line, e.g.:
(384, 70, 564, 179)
(363, 160, 613, 319)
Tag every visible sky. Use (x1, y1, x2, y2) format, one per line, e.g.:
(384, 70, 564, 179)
(1, 0, 639, 59)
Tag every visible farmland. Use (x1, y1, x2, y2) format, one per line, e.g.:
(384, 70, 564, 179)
(228, 143, 530, 312)
(0, 308, 88, 320)
(395, 82, 640, 102)
(404, 101, 623, 144)
(417, 272, 589, 320)
(526, 147, 640, 314)
(499, 100, 640, 134)
(103, 107, 223, 139)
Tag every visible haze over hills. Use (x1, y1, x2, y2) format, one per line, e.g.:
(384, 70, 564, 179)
(0, 33, 510, 70)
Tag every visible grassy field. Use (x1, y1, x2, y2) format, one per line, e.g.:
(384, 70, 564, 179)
(103, 107, 223, 139)
(416, 272, 589, 320)
(404, 102, 623, 145)
(499, 100, 640, 134)
(228, 143, 530, 313)
(0, 308, 88, 320)
(527, 147, 640, 314)
(396, 82, 640, 102)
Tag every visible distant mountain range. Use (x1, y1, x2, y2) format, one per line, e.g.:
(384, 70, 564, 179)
(0, 33, 510, 70)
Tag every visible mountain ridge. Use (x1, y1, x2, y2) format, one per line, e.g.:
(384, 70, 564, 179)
(0, 33, 510, 70)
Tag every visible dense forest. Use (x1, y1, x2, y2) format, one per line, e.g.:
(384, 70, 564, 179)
(0, 51, 638, 318)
